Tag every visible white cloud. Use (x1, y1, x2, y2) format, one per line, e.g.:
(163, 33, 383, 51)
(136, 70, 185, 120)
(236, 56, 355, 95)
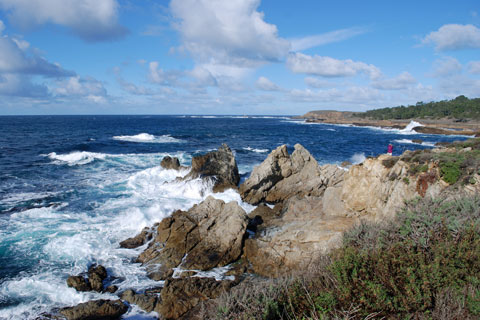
(0, 19, 4, 34)
(256, 76, 281, 91)
(170, 0, 289, 74)
(0, 36, 73, 76)
(304, 77, 335, 88)
(0, 0, 127, 42)
(287, 52, 381, 79)
(423, 24, 480, 51)
(431, 56, 462, 77)
(290, 26, 368, 51)
(0, 73, 49, 97)
(372, 72, 416, 90)
(468, 61, 480, 74)
(54, 76, 107, 102)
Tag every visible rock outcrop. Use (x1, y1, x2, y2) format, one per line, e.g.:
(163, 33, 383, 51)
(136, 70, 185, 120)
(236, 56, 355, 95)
(119, 226, 155, 249)
(184, 144, 240, 192)
(241, 144, 448, 276)
(136, 196, 248, 280)
(59, 299, 127, 320)
(239, 144, 344, 205)
(161, 156, 183, 170)
(66, 264, 109, 293)
(121, 289, 162, 314)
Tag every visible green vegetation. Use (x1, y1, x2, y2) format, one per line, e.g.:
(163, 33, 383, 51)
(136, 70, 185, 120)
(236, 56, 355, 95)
(355, 95, 480, 120)
(397, 138, 480, 185)
(214, 197, 480, 319)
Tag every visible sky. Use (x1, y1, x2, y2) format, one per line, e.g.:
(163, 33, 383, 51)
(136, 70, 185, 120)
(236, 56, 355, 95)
(0, 0, 479, 115)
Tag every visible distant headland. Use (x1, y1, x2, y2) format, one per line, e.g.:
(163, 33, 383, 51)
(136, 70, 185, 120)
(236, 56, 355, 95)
(299, 95, 480, 136)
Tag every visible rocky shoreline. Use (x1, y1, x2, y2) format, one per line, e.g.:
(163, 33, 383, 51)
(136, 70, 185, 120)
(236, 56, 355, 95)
(49, 140, 480, 319)
(298, 110, 480, 136)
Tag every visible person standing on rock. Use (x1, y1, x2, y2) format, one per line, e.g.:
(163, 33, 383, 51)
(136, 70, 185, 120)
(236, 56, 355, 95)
(387, 144, 393, 156)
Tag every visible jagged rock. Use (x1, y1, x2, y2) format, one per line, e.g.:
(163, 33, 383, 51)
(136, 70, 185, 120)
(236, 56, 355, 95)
(137, 196, 248, 280)
(88, 265, 107, 292)
(121, 289, 161, 314)
(161, 156, 182, 170)
(159, 277, 234, 320)
(67, 264, 109, 293)
(59, 299, 127, 320)
(119, 226, 154, 249)
(184, 144, 240, 192)
(66, 276, 90, 292)
(239, 144, 344, 204)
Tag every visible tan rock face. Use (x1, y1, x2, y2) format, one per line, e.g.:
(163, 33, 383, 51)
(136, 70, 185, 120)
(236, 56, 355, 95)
(240, 144, 344, 205)
(243, 146, 448, 276)
(59, 299, 127, 320)
(137, 196, 248, 280)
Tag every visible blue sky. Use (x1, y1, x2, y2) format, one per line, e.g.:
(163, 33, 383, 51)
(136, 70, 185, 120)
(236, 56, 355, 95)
(0, 0, 479, 115)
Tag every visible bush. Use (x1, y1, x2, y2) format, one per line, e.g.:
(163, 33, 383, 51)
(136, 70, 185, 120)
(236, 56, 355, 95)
(212, 197, 480, 319)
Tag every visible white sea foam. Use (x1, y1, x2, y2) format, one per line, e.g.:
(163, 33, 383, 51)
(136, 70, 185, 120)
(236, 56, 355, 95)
(351, 152, 366, 164)
(243, 147, 269, 153)
(113, 133, 184, 143)
(48, 151, 107, 166)
(394, 139, 435, 147)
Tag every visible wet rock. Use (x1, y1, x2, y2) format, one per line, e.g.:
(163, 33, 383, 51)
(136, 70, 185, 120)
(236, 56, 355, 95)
(88, 265, 108, 292)
(412, 139, 423, 144)
(161, 156, 182, 170)
(67, 264, 109, 293)
(137, 196, 248, 280)
(105, 285, 118, 293)
(119, 226, 154, 249)
(59, 299, 127, 320)
(121, 289, 161, 314)
(159, 277, 235, 319)
(66, 276, 90, 292)
(239, 144, 344, 205)
(184, 144, 240, 192)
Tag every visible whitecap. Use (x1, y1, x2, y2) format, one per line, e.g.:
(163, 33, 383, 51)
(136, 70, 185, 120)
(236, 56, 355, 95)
(394, 139, 435, 147)
(48, 151, 107, 166)
(351, 152, 366, 164)
(113, 133, 184, 143)
(243, 147, 269, 153)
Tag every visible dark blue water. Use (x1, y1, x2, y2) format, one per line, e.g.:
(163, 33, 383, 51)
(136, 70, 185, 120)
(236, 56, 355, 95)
(0, 115, 466, 319)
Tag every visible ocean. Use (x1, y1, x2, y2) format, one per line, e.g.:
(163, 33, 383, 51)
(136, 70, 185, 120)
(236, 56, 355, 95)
(0, 115, 468, 319)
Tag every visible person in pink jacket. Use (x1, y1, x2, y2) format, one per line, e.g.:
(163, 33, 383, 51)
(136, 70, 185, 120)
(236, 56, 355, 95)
(387, 144, 393, 156)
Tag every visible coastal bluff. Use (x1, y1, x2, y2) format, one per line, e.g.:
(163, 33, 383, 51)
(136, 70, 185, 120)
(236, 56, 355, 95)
(300, 110, 480, 136)
(58, 141, 480, 319)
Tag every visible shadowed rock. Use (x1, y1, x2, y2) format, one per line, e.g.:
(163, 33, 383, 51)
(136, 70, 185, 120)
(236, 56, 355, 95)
(159, 277, 235, 320)
(119, 226, 154, 249)
(59, 299, 127, 320)
(161, 156, 182, 170)
(184, 144, 240, 192)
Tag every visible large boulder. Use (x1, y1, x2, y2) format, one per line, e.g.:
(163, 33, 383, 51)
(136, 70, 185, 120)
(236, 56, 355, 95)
(137, 196, 248, 280)
(239, 144, 344, 204)
(185, 144, 240, 192)
(159, 277, 235, 320)
(66, 264, 108, 293)
(59, 299, 127, 320)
